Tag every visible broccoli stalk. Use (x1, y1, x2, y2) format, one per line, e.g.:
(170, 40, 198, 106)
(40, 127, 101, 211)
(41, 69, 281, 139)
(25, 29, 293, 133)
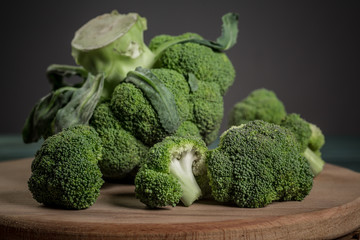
(303, 147, 325, 176)
(169, 149, 202, 206)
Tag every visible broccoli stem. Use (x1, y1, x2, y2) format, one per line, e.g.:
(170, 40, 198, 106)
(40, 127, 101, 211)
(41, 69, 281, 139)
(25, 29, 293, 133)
(303, 147, 325, 176)
(169, 150, 202, 206)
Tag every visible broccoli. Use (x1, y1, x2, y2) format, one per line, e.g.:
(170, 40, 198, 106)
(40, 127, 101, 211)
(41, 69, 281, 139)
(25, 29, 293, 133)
(89, 102, 148, 180)
(135, 136, 207, 208)
(28, 125, 104, 209)
(151, 34, 236, 95)
(228, 88, 287, 127)
(71, 11, 238, 98)
(206, 120, 313, 208)
(110, 68, 193, 146)
(23, 11, 238, 144)
(280, 114, 325, 176)
(228, 88, 326, 176)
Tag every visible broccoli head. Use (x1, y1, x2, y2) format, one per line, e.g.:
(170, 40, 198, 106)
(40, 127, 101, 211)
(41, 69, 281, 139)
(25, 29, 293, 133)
(28, 125, 104, 209)
(135, 136, 207, 208)
(90, 102, 148, 179)
(111, 68, 192, 146)
(228, 88, 287, 127)
(206, 120, 313, 208)
(280, 113, 325, 176)
(152, 36, 236, 96)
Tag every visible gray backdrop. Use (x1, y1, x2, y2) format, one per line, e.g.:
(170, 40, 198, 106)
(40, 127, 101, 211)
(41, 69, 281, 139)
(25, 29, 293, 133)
(1, 0, 359, 136)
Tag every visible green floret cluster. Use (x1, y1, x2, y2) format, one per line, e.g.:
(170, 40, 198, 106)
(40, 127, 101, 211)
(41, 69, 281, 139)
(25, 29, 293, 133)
(228, 88, 326, 176)
(28, 125, 104, 209)
(89, 102, 148, 179)
(24, 11, 327, 211)
(151, 34, 236, 96)
(135, 136, 207, 208)
(228, 88, 287, 126)
(206, 120, 313, 208)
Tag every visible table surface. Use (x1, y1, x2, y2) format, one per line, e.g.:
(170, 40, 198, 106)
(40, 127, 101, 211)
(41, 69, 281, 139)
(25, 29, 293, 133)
(1, 135, 359, 172)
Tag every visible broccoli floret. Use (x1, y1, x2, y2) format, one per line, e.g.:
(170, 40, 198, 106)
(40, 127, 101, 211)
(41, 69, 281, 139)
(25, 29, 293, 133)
(280, 113, 312, 152)
(174, 121, 201, 138)
(153, 41, 235, 96)
(90, 102, 148, 179)
(280, 114, 325, 176)
(190, 81, 224, 145)
(111, 68, 191, 146)
(206, 120, 313, 208)
(135, 136, 207, 208)
(228, 88, 287, 127)
(229, 88, 326, 176)
(28, 125, 104, 209)
(308, 123, 325, 151)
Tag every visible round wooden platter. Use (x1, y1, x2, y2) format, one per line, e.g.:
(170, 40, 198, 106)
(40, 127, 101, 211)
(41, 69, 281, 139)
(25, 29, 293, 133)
(0, 158, 359, 240)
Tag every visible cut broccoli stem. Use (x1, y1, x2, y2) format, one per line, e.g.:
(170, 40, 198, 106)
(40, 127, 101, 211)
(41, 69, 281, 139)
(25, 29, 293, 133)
(71, 11, 155, 98)
(169, 150, 202, 206)
(303, 147, 325, 176)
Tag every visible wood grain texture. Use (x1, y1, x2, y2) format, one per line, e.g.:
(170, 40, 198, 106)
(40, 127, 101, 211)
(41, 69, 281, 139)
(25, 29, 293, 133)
(0, 158, 359, 240)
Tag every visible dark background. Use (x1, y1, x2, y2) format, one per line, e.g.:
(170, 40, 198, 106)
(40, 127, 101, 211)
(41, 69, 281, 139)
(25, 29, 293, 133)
(1, 0, 359, 136)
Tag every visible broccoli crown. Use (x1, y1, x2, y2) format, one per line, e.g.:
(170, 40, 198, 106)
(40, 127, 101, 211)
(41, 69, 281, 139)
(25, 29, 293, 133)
(190, 81, 224, 145)
(135, 136, 207, 208)
(308, 123, 325, 151)
(280, 113, 312, 152)
(90, 102, 148, 179)
(228, 88, 287, 127)
(28, 125, 104, 209)
(279, 114, 326, 176)
(151, 34, 235, 96)
(207, 120, 313, 208)
(110, 68, 191, 146)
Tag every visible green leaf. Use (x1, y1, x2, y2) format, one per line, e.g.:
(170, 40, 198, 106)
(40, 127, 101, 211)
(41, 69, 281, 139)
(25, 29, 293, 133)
(154, 12, 239, 55)
(46, 64, 88, 90)
(125, 67, 180, 134)
(22, 87, 76, 143)
(54, 73, 105, 133)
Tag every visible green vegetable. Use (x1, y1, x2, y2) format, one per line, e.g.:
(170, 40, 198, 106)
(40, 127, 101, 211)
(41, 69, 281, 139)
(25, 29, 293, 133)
(280, 114, 325, 176)
(110, 68, 192, 146)
(89, 102, 148, 179)
(228, 88, 287, 127)
(206, 120, 313, 208)
(228, 88, 326, 176)
(124, 67, 181, 134)
(23, 11, 238, 144)
(135, 136, 207, 208)
(22, 65, 104, 143)
(28, 125, 104, 209)
(71, 11, 238, 98)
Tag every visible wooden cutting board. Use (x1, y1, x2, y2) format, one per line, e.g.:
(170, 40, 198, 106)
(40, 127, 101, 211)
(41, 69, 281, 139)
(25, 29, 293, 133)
(0, 158, 359, 240)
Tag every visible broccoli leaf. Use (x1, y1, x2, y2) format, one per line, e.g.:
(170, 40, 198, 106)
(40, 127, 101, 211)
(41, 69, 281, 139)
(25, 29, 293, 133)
(22, 87, 76, 143)
(153, 13, 239, 56)
(46, 64, 88, 90)
(54, 73, 105, 133)
(125, 67, 180, 134)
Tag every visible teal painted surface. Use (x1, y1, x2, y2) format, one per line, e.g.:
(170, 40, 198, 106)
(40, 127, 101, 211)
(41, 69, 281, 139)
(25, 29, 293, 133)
(0, 135, 359, 172)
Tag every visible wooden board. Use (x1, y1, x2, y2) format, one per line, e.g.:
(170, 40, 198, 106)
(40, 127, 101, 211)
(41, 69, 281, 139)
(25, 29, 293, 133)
(0, 158, 359, 240)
